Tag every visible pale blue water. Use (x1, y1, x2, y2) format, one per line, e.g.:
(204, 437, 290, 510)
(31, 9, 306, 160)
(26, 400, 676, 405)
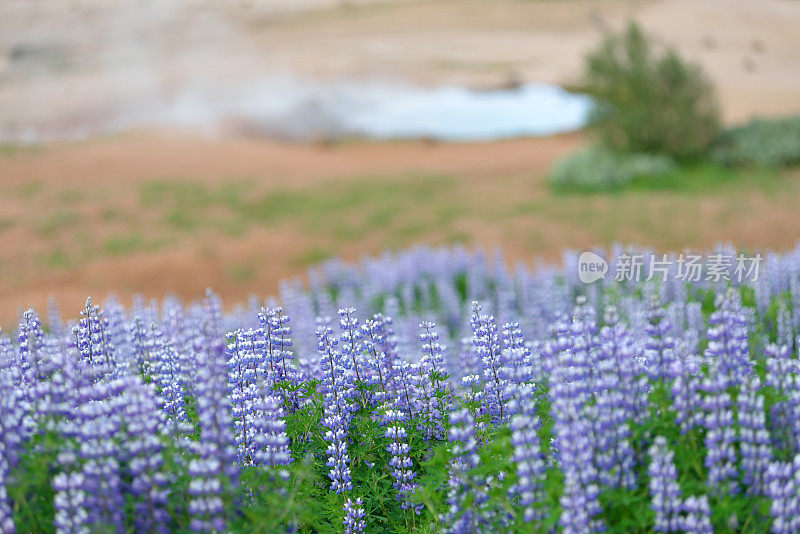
(1, 78, 592, 142)
(158, 79, 592, 141)
(341, 83, 592, 141)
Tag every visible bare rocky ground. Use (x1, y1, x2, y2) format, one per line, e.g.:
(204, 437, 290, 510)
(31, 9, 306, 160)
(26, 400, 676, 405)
(1, 0, 799, 324)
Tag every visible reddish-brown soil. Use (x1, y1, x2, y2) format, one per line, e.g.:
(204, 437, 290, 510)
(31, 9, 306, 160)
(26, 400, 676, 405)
(3, 131, 800, 327)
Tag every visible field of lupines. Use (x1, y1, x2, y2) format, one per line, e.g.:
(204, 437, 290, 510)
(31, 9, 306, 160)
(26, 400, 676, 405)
(4, 244, 800, 533)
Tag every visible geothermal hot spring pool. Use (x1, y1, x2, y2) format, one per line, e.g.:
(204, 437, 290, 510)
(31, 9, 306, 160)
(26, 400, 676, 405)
(1, 78, 592, 143)
(154, 80, 592, 142)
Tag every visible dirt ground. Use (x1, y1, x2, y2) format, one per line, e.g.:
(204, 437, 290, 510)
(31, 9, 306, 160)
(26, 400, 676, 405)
(3, 131, 800, 326)
(2, 0, 800, 325)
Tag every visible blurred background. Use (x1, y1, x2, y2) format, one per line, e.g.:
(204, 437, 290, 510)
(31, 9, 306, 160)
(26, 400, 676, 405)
(1, 0, 800, 324)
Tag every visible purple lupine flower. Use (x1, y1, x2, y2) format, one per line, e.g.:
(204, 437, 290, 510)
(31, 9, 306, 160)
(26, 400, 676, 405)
(764, 344, 800, 451)
(684, 302, 704, 357)
(103, 296, 132, 376)
(594, 384, 636, 490)
(434, 278, 463, 333)
(559, 469, 603, 534)
(737, 377, 772, 495)
(671, 356, 704, 435)
(648, 436, 682, 532)
(72, 297, 116, 380)
(569, 295, 600, 392)
(201, 288, 225, 350)
(0, 369, 25, 534)
(188, 450, 228, 533)
(444, 409, 486, 533)
(0, 330, 16, 381)
(121, 379, 170, 534)
(317, 321, 342, 398)
(0, 370, 26, 470)
(765, 344, 797, 393)
(0, 457, 12, 534)
(509, 385, 546, 523)
(18, 309, 45, 383)
(338, 307, 369, 406)
(551, 387, 604, 534)
(362, 316, 395, 405)
(372, 313, 400, 380)
(62, 380, 126, 533)
(252, 394, 292, 469)
(384, 409, 421, 513)
(681, 496, 713, 534)
(417, 321, 448, 439)
(52, 471, 89, 534)
(259, 306, 294, 386)
(48, 297, 67, 340)
(161, 298, 193, 381)
(317, 324, 353, 494)
(550, 306, 604, 534)
(778, 304, 793, 349)
(501, 321, 532, 387)
(189, 348, 238, 533)
(150, 324, 187, 425)
(393, 360, 418, 422)
(470, 302, 509, 424)
(419, 321, 446, 388)
(461, 374, 483, 415)
(765, 457, 800, 534)
(344, 497, 366, 534)
(700, 371, 738, 494)
(128, 316, 151, 376)
(643, 295, 678, 382)
(598, 306, 649, 425)
(226, 329, 260, 465)
(705, 290, 753, 386)
(323, 410, 353, 494)
(540, 314, 571, 379)
(552, 298, 598, 409)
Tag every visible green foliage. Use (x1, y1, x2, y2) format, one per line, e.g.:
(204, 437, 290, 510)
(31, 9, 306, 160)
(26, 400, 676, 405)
(549, 147, 676, 192)
(584, 23, 721, 159)
(712, 115, 800, 168)
(9, 431, 60, 533)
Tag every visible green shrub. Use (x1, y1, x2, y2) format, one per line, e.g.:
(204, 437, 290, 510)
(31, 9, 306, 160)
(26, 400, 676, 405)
(549, 147, 677, 191)
(584, 23, 721, 159)
(712, 115, 800, 167)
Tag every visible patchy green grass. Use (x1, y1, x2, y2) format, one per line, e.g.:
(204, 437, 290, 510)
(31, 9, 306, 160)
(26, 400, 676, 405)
(103, 233, 146, 256)
(101, 208, 125, 222)
(165, 208, 202, 232)
(240, 173, 454, 227)
(627, 162, 782, 193)
(57, 189, 84, 205)
(45, 249, 71, 269)
(140, 179, 249, 209)
(291, 246, 335, 267)
(0, 143, 42, 158)
(35, 210, 83, 237)
(15, 181, 44, 200)
(228, 263, 256, 283)
(138, 172, 460, 245)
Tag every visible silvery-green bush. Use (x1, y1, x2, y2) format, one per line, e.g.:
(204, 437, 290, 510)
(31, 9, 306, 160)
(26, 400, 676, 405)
(549, 147, 676, 191)
(584, 23, 721, 159)
(712, 115, 800, 168)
